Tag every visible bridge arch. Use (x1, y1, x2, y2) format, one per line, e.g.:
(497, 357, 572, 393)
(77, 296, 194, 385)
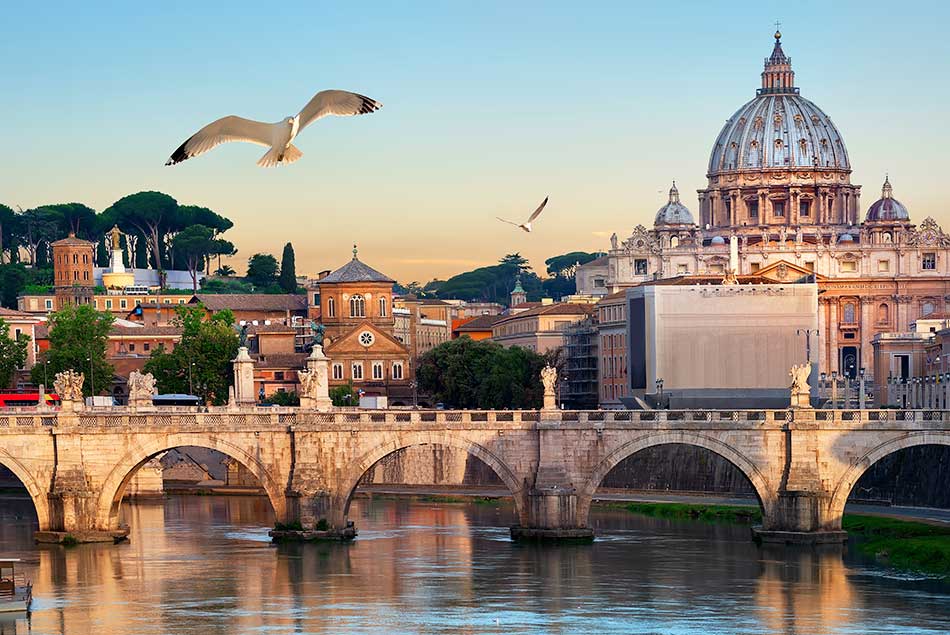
(577, 431, 774, 524)
(340, 431, 526, 524)
(0, 449, 50, 530)
(96, 433, 287, 530)
(828, 431, 950, 522)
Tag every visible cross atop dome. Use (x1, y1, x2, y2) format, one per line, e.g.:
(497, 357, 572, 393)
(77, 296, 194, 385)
(759, 27, 797, 95)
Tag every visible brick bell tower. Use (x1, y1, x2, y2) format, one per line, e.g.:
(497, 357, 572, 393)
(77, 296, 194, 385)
(51, 233, 96, 309)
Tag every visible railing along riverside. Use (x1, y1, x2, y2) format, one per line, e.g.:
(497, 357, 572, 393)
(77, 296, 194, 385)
(2, 407, 948, 429)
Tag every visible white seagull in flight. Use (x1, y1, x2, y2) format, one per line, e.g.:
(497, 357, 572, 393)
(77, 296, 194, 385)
(165, 89, 382, 168)
(496, 197, 549, 233)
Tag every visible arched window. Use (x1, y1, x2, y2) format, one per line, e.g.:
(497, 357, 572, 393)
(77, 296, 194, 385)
(842, 302, 856, 324)
(72, 254, 78, 264)
(670, 236, 679, 248)
(378, 296, 387, 317)
(882, 232, 892, 243)
(350, 294, 365, 318)
(922, 301, 935, 316)
(326, 297, 336, 318)
(877, 303, 889, 324)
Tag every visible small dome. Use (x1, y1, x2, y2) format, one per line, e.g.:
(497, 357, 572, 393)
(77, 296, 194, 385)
(654, 182, 695, 226)
(710, 236, 726, 245)
(838, 233, 854, 242)
(866, 176, 910, 222)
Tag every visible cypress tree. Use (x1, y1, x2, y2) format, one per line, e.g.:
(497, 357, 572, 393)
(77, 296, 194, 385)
(278, 243, 297, 293)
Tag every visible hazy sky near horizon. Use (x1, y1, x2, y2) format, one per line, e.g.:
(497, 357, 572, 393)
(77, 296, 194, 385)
(2, 1, 948, 283)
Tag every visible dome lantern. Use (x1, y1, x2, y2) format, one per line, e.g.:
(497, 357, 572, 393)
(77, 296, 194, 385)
(866, 176, 910, 222)
(654, 180, 695, 227)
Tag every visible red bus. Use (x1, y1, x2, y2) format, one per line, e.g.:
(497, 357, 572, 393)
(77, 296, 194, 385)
(0, 391, 61, 408)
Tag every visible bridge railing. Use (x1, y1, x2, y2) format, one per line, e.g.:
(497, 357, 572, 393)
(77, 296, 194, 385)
(1, 407, 948, 429)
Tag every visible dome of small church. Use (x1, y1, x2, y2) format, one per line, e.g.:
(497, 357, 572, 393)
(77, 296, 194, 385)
(654, 182, 695, 226)
(710, 236, 726, 245)
(707, 32, 850, 175)
(865, 176, 910, 222)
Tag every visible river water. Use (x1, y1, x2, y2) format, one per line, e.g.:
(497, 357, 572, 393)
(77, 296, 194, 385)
(0, 495, 947, 635)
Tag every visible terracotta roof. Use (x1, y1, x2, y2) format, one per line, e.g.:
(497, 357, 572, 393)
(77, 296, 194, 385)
(193, 294, 308, 312)
(598, 290, 628, 302)
(320, 257, 393, 284)
(454, 314, 502, 332)
(50, 234, 94, 247)
(495, 302, 594, 324)
(253, 353, 308, 369)
(0, 307, 36, 319)
(511, 302, 542, 310)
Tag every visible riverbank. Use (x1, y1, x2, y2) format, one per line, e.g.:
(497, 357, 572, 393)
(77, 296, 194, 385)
(601, 500, 950, 577)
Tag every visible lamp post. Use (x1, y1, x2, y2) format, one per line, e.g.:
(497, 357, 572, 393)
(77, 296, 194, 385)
(189, 362, 195, 395)
(820, 372, 827, 403)
(858, 367, 866, 410)
(796, 328, 819, 365)
(655, 378, 664, 409)
(830, 370, 838, 408)
(86, 355, 95, 398)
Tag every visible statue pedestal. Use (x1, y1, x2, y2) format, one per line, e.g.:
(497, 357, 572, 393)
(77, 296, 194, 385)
(789, 390, 812, 409)
(232, 347, 256, 406)
(301, 345, 333, 412)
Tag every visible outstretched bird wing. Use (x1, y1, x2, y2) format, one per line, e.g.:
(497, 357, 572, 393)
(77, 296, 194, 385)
(496, 217, 521, 227)
(166, 116, 276, 165)
(525, 196, 549, 223)
(297, 90, 383, 131)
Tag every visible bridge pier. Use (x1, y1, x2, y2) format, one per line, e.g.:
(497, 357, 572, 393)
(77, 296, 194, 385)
(754, 491, 847, 544)
(37, 490, 129, 544)
(272, 491, 356, 542)
(510, 487, 594, 542)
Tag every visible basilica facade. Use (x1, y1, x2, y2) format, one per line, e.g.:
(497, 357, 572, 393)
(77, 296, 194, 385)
(577, 31, 950, 381)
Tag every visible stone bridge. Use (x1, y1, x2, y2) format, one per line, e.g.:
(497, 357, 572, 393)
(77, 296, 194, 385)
(0, 407, 948, 544)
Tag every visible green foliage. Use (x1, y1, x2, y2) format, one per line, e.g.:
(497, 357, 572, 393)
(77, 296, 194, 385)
(171, 224, 215, 292)
(246, 253, 280, 289)
(144, 304, 238, 405)
(200, 277, 256, 294)
(416, 337, 545, 409)
(273, 520, 304, 531)
(278, 243, 297, 293)
(0, 264, 28, 309)
(31, 304, 114, 396)
(330, 383, 358, 406)
(102, 191, 179, 270)
(435, 253, 542, 305)
(545, 251, 603, 278)
(0, 318, 29, 389)
(40, 203, 98, 240)
(843, 515, 950, 575)
(61, 534, 80, 547)
(214, 265, 236, 277)
(314, 519, 329, 531)
(615, 502, 763, 524)
(263, 390, 300, 406)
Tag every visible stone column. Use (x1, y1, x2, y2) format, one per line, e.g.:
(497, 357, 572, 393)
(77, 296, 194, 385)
(299, 345, 333, 411)
(232, 346, 256, 406)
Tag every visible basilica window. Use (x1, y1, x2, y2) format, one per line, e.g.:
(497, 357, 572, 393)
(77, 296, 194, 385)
(634, 259, 648, 276)
(676, 264, 688, 275)
(878, 260, 890, 273)
(877, 303, 890, 324)
(350, 294, 366, 318)
(842, 302, 856, 324)
(773, 201, 785, 218)
(922, 253, 936, 270)
(799, 200, 810, 217)
(708, 263, 725, 275)
(378, 297, 387, 317)
(840, 261, 857, 273)
(750, 262, 761, 272)
(327, 297, 336, 318)
(922, 302, 936, 316)
(670, 236, 679, 248)
(747, 199, 759, 220)
(392, 363, 404, 380)
(882, 232, 892, 243)
(351, 362, 364, 380)
(332, 363, 344, 380)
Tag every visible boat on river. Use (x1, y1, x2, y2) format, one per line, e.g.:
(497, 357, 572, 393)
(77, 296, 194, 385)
(0, 560, 31, 613)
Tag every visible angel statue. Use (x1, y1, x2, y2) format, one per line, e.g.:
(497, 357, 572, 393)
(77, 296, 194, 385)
(788, 362, 812, 394)
(540, 365, 558, 396)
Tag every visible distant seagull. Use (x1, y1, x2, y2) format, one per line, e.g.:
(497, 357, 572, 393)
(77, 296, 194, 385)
(165, 89, 382, 168)
(496, 197, 549, 233)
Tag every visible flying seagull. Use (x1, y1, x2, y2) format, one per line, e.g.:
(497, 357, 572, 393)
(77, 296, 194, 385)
(165, 89, 382, 168)
(496, 197, 549, 233)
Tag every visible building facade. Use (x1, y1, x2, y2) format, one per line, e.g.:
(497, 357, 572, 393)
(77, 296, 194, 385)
(596, 291, 628, 408)
(576, 30, 950, 382)
(51, 233, 95, 309)
(491, 303, 594, 354)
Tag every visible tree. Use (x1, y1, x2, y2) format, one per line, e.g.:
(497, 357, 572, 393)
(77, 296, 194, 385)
(416, 337, 545, 409)
(263, 391, 299, 406)
(435, 253, 542, 305)
(330, 383, 359, 407)
(14, 207, 60, 265)
(102, 191, 178, 271)
(278, 243, 297, 293)
(144, 305, 239, 405)
(215, 265, 236, 277)
(42, 203, 98, 240)
(0, 318, 29, 389)
(246, 253, 280, 289)
(171, 225, 215, 292)
(0, 264, 28, 309)
(544, 251, 603, 279)
(0, 204, 15, 264)
(31, 304, 114, 397)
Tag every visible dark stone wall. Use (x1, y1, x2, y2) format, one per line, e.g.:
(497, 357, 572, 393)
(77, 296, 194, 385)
(850, 445, 950, 508)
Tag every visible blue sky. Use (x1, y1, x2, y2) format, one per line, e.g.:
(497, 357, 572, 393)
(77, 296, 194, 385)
(1, 1, 948, 281)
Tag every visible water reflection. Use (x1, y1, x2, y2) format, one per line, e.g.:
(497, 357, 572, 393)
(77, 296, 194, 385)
(0, 496, 945, 634)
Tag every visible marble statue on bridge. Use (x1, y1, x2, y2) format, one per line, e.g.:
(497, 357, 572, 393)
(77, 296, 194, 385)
(789, 362, 813, 409)
(541, 365, 558, 410)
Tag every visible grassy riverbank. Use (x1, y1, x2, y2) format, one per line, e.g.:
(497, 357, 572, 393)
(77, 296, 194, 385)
(610, 500, 950, 577)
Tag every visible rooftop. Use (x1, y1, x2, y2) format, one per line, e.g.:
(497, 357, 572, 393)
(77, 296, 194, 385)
(454, 314, 502, 332)
(320, 247, 394, 284)
(494, 302, 594, 325)
(193, 294, 308, 312)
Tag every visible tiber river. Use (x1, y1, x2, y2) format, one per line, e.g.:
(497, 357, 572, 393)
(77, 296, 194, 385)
(0, 495, 947, 635)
